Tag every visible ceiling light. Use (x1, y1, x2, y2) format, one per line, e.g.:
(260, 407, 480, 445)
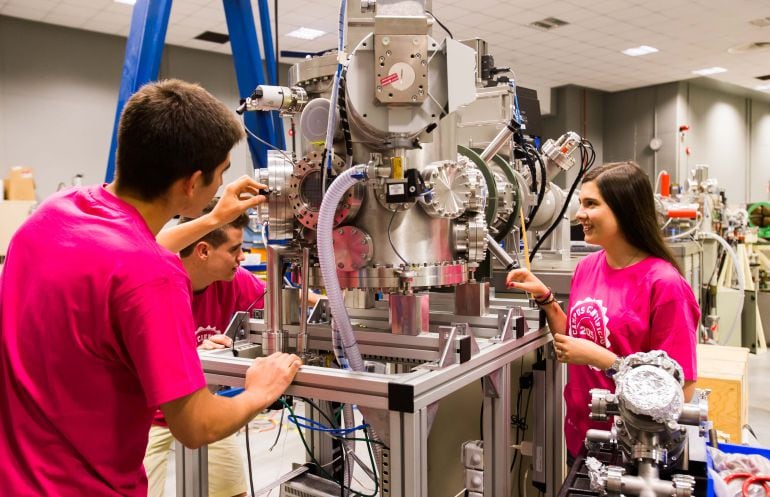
(527, 17, 569, 31)
(692, 67, 727, 76)
(286, 27, 326, 40)
(114, 0, 136, 5)
(622, 45, 658, 57)
(755, 83, 770, 91)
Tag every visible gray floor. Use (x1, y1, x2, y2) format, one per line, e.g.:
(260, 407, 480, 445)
(748, 351, 770, 446)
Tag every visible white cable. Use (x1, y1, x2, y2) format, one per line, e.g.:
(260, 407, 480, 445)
(664, 213, 702, 241)
(321, 0, 348, 195)
(699, 231, 744, 346)
(654, 169, 668, 195)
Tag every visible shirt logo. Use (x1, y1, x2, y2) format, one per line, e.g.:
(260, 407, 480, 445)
(569, 297, 611, 348)
(195, 325, 221, 345)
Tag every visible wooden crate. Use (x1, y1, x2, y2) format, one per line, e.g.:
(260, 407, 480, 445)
(696, 344, 749, 443)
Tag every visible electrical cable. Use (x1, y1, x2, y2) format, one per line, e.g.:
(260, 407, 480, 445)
(337, 66, 354, 169)
(508, 357, 524, 473)
(300, 398, 387, 486)
(529, 139, 595, 261)
(522, 143, 546, 225)
(281, 399, 379, 497)
(245, 423, 256, 497)
(425, 10, 453, 39)
(387, 209, 409, 266)
(244, 126, 295, 166)
(268, 405, 286, 452)
(233, 287, 269, 355)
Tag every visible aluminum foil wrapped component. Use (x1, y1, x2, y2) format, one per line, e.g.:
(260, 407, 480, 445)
(585, 456, 608, 492)
(616, 364, 684, 424)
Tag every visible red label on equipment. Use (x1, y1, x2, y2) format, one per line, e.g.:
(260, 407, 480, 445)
(380, 73, 399, 86)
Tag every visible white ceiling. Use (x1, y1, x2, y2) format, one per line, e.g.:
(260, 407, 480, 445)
(1, 0, 770, 96)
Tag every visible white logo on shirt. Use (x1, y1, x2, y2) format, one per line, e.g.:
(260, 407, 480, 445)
(569, 298, 611, 371)
(195, 325, 221, 345)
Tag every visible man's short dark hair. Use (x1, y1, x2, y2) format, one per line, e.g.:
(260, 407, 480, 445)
(178, 199, 250, 257)
(115, 79, 244, 201)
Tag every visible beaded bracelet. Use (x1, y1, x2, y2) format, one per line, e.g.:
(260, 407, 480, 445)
(533, 288, 552, 304)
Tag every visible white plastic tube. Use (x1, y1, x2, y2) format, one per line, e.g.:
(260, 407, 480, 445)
(654, 169, 669, 195)
(664, 213, 702, 241)
(317, 165, 368, 372)
(699, 231, 744, 345)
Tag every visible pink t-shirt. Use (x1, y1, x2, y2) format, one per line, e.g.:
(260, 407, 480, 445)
(563, 250, 699, 457)
(0, 185, 206, 496)
(153, 267, 265, 427)
(192, 267, 265, 345)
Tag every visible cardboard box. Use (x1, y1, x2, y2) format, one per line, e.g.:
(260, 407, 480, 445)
(696, 344, 750, 443)
(4, 167, 36, 201)
(0, 200, 37, 257)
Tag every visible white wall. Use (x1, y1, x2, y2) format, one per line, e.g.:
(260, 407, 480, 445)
(684, 84, 749, 204)
(0, 15, 260, 201)
(750, 100, 770, 203)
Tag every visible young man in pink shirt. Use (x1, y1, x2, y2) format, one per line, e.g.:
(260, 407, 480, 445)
(0, 79, 301, 496)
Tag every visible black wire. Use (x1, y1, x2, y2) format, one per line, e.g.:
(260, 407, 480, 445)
(532, 144, 547, 219)
(234, 287, 269, 355)
(509, 358, 526, 473)
(514, 376, 535, 492)
(274, 0, 279, 76)
(529, 139, 595, 261)
(425, 10, 453, 39)
(338, 66, 354, 166)
(522, 144, 546, 225)
(479, 379, 484, 439)
(387, 209, 409, 266)
(245, 423, 256, 497)
(300, 397, 339, 428)
(268, 405, 285, 452)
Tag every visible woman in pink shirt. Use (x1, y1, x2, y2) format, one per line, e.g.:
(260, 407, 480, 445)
(506, 161, 699, 461)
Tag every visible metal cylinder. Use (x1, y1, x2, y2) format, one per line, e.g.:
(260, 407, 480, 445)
(262, 331, 288, 355)
(281, 288, 301, 325)
(389, 293, 429, 335)
(266, 245, 288, 337)
(485, 234, 516, 270)
(479, 123, 514, 162)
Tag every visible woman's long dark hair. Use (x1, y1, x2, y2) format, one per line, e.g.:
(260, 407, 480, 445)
(582, 161, 682, 274)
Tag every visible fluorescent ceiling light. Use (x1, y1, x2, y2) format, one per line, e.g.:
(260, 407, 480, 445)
(114, 0, 136, 5)
(692, 67, 727, 76)
(286, 27, 325, 40)
(755, 83, 770, 91)
(622, 45, 658, 56)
